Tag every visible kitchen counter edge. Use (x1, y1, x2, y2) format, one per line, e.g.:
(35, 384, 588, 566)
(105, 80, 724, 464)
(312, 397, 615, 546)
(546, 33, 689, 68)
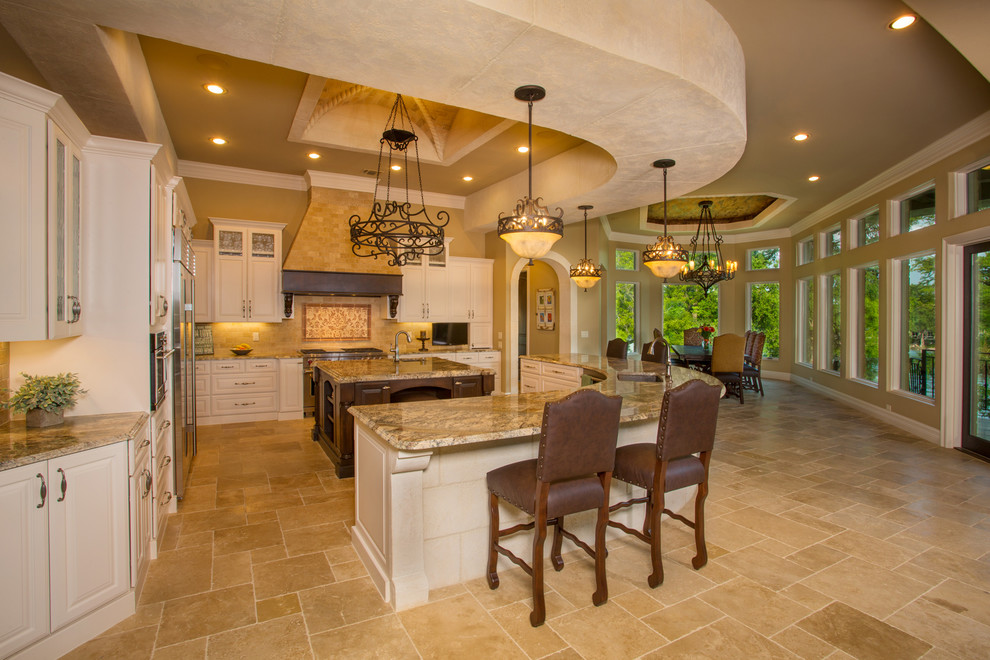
(0, 412, 149, 472)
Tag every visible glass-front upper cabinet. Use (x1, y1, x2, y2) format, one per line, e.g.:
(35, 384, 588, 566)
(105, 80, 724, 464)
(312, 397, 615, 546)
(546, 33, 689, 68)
(48, 121, 83, 338)
(212, 219, 284, 322)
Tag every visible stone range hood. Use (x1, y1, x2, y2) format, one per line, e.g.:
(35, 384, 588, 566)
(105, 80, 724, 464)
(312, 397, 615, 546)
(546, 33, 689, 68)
(281, 270, 401, 297)
(281, 185, 403, 297)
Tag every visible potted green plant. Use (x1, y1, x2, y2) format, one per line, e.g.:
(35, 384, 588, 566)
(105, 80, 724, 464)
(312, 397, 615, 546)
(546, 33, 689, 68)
(2, 372, 87, 428)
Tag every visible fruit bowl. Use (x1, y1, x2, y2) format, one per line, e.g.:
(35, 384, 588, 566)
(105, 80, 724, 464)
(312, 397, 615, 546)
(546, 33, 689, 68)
(231, 348, 253, 356)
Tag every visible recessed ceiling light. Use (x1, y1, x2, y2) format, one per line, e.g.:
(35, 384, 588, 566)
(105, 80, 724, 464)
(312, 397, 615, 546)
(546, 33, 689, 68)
(390, 164, 402, 171)
(462, 176, 473, 182)
(308, 152, 320, 159)
(211, 137, 227, 145)
(889, 15, 916, 30)
(517, 146, 529, 153)
(204, 83, 226, 95)
(793, 133, 809, 141)
(808, 175, 820, 182)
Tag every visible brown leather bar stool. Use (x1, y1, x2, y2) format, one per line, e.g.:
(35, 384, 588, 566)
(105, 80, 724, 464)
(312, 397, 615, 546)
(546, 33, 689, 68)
(606, 337, 628, 358)
(607, 379, 721, 588)
(486, 389, 622, 626)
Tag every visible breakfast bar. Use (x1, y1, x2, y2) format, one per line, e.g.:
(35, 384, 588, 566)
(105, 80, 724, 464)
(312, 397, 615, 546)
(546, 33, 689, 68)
(348, 355, 723, 610)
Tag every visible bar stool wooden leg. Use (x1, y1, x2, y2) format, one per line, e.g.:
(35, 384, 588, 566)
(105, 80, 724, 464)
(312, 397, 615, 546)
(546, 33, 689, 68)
(648, 487, 665, 589)
(692, 461, 710, 570)
(487, 492, 500, 589)
(530, 489, 549, 627)
(551, 519, 565, 571)
(592, 473, 611, 606)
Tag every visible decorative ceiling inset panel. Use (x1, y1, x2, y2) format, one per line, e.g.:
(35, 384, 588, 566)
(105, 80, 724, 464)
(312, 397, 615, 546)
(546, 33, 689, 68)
(647, 195, 779, 226)
(303, 303, 371, 341)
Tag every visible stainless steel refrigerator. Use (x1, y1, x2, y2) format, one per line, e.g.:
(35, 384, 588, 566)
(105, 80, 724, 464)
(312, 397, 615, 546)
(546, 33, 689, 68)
(172, 230, 197, 499)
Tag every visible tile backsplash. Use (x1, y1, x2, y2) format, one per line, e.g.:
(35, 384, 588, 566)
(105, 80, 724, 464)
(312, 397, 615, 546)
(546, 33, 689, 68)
(204, 296, 431, 356)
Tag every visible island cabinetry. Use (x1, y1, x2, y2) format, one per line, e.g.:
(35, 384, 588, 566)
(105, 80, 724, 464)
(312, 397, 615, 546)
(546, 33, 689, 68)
(0, 442, 129, 658)
(212, 219, 285, 322)
(452, 375, 484, 398)
(519, 358, 583, 392)
(432, 351, 501, 393)
(278, 358, 304, 420)
(0, 73, 87, 341)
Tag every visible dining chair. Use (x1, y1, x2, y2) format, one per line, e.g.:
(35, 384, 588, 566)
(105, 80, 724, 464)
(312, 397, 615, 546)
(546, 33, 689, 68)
(711, 333, 745, 404)
(606, 338, 628, 358)
(641, 340, 668, 364)
(607, 379, 722, 587)
(486, 389, 622, 626)
(744, 332, 766, 396)
(682, 327, 702, 346)
(744, 330, 755, 360)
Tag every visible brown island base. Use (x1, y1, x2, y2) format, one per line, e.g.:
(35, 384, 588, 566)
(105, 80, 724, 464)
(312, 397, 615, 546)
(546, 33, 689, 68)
(312, 356, 495, 478)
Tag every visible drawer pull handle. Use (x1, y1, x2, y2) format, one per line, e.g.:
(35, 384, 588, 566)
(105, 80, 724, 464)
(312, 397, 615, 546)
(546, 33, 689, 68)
(37, 474, 47, 508)
(235, 402, 257, 406)
(139, 436, 151, 449)
(159, 455, 172, 471)
(57, 468, 67, 502)
(454, 381, 463, 386)
(157, 419, 171, 435)
(160, 491, 173, 506)
(142, 469, 153, 499)
(235, 381, 256, 385)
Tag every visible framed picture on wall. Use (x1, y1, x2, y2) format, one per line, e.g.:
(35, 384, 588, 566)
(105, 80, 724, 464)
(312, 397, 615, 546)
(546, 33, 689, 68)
(538, 292, 547, 306)
(544, 291, 555, 308)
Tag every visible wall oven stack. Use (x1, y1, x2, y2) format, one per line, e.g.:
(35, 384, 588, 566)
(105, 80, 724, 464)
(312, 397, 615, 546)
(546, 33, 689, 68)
(301, 347, 385, 416)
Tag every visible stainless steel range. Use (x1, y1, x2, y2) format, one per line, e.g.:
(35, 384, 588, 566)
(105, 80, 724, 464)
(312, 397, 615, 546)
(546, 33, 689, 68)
(301, 347, 385, 416)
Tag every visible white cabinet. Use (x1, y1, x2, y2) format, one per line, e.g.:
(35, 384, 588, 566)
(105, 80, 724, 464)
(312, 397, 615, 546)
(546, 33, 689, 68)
(149, 165, 171, 329)
(430, 350, 501, 393)
(192, 240, 214, 323)
(129, 426, 152, 597)
(198, 359, 286, 425)
(0, 442, 130, 657)
(278, 358, 304, 420)
(150, 405, 173, 550)
(212, 219, 285, 322)
(0, 73, 87, 341)
(448, 258, 493, 324)
(519, 358, 583, 393)
(0, 463, 50, 657)
(398, 262, 448, 321)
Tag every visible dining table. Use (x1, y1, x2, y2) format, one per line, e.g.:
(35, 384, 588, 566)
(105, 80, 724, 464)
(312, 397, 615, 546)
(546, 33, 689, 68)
(670, 344, 713, 369)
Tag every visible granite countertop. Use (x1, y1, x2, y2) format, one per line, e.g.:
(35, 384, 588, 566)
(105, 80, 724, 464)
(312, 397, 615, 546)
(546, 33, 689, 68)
(0, 412, 149, 472)
(314, 357, 495, 384)
(397, 346, 499, 356)
(348, 354, 723, 452)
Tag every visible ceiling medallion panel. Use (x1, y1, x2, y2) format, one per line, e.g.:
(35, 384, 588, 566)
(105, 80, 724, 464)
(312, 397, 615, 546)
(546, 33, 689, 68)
(647, 195, 778, 226)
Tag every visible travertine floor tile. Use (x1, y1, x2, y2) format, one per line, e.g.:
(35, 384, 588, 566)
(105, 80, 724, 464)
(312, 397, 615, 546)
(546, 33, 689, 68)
(398, 593, 525, 659)
(642, 616, 797, 659)
(800, 557, 928, 619)
(699, 577, 811, 636)
(771, 625, 837, 660)
(310, 615, 418, 659)
(922, 578, 990, 628)
(716, 545, 812, 590)
(60, 625, 158, 660)
(140, 544, 213, 605)
(886, 596, 990, 659)
(253, 552, 335, 599)
(157, 584, 256, 647)
(551, 601, 665, 659)
(257, 593, 302, 622)
(796, 601, 930, 660)
(152, 638, 207, 660)
(206, 613, 312, 659)
(298, 577, 392, 634)
(212, 520, 283, 556)
(491, 601, 569, 658)
(641, 596, 723, 642)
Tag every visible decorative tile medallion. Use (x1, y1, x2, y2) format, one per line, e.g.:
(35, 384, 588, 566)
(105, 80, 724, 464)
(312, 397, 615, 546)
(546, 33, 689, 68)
(303, 304, 371, 341)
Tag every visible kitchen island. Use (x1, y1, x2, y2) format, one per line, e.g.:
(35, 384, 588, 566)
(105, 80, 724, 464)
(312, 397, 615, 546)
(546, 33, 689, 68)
(348, 354, 723, 610)
(312, 357, 495, 477)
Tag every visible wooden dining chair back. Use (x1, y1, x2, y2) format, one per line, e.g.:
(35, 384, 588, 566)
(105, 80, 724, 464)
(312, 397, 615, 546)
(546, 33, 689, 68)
(486, 389, 622, 626)
(683, 327, 703, 346)
(744, 330, 755, 359)
(744, 332, 766, 396)
(607, 379, 722, 587)
(711, 333, 745, 404)
(606, 338, 628, 358)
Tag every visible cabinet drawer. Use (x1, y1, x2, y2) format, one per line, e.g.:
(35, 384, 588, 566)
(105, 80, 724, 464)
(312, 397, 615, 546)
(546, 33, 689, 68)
(211, 393, 278, 416)
(212, 372, 277, 394)
(245, 359, 277, 372)
(541, 363, 581, 380)
(520, 359, 540, 375)
(128, 426, 151, 475)
(520, 373, 541, 393)
(194, 361, 210, 375)
(541, 375, 577, 392)
(450, 353, 477, 363)
(211, 360, 244, 373)
(195, 397, 210, 418)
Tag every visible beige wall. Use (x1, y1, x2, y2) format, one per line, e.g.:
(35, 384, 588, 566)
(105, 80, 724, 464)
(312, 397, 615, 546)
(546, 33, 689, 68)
(525, 261, 560, 355)
(0, 342, 9, 426)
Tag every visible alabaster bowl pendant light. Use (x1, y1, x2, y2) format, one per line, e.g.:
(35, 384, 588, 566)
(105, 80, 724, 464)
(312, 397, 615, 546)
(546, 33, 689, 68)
(349, 93, 449, 267)
(642, 158, 689, 278)
(569, 204, 604, 290)
(497, 85, 564, 264)
(679, 200, 737, 295)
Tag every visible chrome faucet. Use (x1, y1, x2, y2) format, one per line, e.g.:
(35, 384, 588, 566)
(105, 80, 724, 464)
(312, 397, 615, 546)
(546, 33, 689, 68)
(392, 330, 412, 362)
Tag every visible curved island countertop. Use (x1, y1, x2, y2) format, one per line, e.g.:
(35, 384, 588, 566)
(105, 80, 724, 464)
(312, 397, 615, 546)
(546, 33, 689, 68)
(313, 356, 494, 384)
(348, 354, 722, 452)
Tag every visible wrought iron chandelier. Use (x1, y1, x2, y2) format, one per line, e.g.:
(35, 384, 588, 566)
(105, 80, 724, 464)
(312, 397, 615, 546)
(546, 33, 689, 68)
(679, 200, 737, 295)
(349, 94, 449, 267)
(497, 85, 563, 264)
(642, 159, 689, 279)
(569, 204, 604, 290)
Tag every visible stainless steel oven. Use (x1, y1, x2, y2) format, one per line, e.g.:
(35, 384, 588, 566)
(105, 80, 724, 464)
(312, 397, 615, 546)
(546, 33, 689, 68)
(150, 331, 168, 410)
(301, 347, 385, 416)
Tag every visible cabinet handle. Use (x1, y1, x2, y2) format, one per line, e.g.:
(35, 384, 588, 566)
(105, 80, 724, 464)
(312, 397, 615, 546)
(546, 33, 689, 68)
(139, 436, 151, 449)
(235, 381, 256, 385)
(235, 401, 256, 406)
(160, 492, 173, 506)
(68, 296, 81, 323)
(382, 385, 391, 391)
(157, 418, 171, 436)
(242, 300, 246, 318)
(57, 468, 67, 502)
(141, 469, 153, 499)
(248, 300, 252, 318)
(37, 473, 47, 509)
(454, 381, 462, 386)
(159, 455, 172, 471)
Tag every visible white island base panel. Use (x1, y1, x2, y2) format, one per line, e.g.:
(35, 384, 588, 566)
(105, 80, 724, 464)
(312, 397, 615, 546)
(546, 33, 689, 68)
(351, 418, 697, 611)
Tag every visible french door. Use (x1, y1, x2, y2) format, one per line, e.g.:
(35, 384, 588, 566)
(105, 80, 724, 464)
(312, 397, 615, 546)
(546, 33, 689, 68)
(962, 241, 990, 459)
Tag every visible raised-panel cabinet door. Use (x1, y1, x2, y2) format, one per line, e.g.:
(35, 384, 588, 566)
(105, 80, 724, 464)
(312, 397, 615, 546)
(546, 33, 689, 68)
(279, 359, 303, 412)
(215, 255, 247, 321)
(424, 264, 449, 320)
(355, 382, 391, 406)
(48, 121, 84, 339)
(192, 241, 213, 323)
(398, 264, 426, 321)
(445, 260, 470, 322)
(451, 376, 483, 398)
(469, 322, 493, 350)
(48, 443, 129, 631)
(470, 261, 493, 323)
(0, 463, 50, 657)
(247, 256, 279, 321)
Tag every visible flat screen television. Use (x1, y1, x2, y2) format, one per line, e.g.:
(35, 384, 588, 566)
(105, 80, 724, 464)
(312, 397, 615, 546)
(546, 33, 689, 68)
(431, 322, 468, 346)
